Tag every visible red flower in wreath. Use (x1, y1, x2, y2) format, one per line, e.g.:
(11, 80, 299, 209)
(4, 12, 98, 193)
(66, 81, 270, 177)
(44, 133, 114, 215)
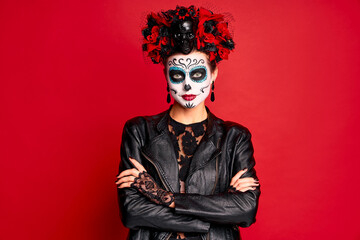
(144, 26, 159, 44)
(218, 47, 230, 60)
(209, 52, 216, 62)
(195, 7, 225, 47)
(196, 37, 205, 49)
(150, 12, 170, 27)
(197, 7, 224, 31)
(160, 36, 169, 45)
(216, 22, 231, 39)
(148, 48, 161, 63)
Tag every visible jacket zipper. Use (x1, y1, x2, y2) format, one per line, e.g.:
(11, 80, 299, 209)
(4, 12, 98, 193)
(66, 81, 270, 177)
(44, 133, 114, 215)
(140, 150, 171, 192)
(163, 232, 172, 240)
(210, 145, 220, 194)
(206, 138, 222, 240)
(140, 150, 173, 240)
(141, 140, 222, 240)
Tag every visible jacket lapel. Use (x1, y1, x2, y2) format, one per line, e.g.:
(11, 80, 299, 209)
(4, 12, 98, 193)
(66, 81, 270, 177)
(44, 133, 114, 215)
(141, 131, 180, 193)
(187, 106, 222, 180)
(141, 104, 221, 193)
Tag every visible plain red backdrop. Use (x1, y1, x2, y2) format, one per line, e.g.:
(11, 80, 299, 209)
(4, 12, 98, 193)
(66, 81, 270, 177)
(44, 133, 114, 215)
(1, 0, 360, 239)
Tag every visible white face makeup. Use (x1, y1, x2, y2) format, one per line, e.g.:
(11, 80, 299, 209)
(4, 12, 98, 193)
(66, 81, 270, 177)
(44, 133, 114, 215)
(166, 51, 214, 108)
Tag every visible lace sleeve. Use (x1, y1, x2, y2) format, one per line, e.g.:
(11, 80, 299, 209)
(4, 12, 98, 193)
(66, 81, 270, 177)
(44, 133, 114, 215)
(130, 170, 175, 207)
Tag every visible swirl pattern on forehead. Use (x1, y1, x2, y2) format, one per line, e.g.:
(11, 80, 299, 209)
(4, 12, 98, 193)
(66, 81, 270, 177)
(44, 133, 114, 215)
(168, 58, 205, 69)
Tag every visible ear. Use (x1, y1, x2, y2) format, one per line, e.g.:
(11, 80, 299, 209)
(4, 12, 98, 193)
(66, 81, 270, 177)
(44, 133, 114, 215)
(211, 65, 219, 83)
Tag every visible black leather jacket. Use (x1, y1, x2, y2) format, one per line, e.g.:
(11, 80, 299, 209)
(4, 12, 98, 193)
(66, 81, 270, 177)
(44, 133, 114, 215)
(117, 104, 261, 240)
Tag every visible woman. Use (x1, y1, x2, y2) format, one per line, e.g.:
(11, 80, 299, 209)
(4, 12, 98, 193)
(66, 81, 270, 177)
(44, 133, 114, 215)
(116, 5, 260, 240)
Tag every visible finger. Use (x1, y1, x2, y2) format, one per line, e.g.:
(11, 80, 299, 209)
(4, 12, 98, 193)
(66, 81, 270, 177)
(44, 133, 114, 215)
(117, 182, 132, 189)
(129, 157, 147, 172)
(117, 168, 140, 179)
(233, 180, 259, 189)
(234, 182, 259, 190)
(234, 177, 258, 183)
(230, 168, 248, 185)
(230, 174, 254, 188)
(117, 168, 138, 178)
(117, 169, 133, 178)
(115, 175, 136, 185)
(232, 178, 259, 187)
(232, 177, 259, 186)
(238, 186, 257, 192)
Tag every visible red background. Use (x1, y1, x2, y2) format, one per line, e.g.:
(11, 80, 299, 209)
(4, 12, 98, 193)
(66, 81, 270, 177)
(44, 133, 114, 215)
(1, 0, 360, 239)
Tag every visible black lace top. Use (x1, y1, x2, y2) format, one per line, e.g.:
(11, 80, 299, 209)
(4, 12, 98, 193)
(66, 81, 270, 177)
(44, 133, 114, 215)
(167, 115, 208, 240)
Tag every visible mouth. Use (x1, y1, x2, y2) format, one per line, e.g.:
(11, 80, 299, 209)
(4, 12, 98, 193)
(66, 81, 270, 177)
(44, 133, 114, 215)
(182, 94, 197, 101)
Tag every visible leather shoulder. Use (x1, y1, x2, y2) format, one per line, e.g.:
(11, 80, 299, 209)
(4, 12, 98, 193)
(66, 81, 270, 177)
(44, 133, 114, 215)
(219, 120, 252, 142)
(223, 120, 251, 133)
(124, 109, 166, 128)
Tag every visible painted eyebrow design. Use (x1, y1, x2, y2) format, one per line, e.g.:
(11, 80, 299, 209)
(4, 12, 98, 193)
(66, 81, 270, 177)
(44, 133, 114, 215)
(189, 65, 207, 72)
(168, 58, 205, 69)
(169, 66, 186, 72)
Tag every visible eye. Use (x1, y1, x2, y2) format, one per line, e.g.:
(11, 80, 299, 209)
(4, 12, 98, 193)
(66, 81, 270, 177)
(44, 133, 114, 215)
(192, 72, 202, 78)
(169, 69, 185, 83)
(190, 67, 207, 82)
(173, 73, 182, 79)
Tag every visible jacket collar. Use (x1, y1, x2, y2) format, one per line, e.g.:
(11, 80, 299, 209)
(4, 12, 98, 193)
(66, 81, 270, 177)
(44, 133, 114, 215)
(156, 104, 218, 141)
(141, 104, 222, 193)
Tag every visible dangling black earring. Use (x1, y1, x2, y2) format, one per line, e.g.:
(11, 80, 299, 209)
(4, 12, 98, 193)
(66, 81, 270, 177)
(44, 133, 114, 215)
(167, 84, 171, 103)
(210, 81, 215, 102)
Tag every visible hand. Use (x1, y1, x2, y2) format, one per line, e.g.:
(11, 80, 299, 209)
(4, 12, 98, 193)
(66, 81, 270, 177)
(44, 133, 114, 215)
(116, 157, 147, 188)
(116, 157, 175, 208)
(228, 168, 260, 193)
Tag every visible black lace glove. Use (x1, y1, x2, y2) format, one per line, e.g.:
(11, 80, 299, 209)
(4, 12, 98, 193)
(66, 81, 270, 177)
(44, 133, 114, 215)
(130, 171, 175, 207)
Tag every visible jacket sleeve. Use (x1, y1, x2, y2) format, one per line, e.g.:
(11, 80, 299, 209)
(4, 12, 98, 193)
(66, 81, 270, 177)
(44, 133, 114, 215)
(172, 128, 261, 227)
(117, 119, 211, 233)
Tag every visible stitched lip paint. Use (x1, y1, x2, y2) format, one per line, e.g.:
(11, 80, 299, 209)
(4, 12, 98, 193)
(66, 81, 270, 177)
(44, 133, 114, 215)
(182, 94, 196, 101)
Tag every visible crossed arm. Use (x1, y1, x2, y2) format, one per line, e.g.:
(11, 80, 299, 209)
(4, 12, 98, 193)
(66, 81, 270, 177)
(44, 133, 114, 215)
(116, 120, 261, 231)
(117, 158, 258, 209)
(116, 120, 210, 232)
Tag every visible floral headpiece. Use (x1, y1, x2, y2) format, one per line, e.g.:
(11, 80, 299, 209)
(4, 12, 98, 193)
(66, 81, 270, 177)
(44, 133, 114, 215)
(142, 5, 235, 65)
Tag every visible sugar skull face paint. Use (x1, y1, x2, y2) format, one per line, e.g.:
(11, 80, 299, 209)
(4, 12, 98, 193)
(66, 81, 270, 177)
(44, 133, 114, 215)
(166, 51, 215, 108)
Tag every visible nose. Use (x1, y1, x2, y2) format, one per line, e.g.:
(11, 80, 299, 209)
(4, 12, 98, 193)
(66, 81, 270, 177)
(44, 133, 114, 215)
(184, 84, 191, 91)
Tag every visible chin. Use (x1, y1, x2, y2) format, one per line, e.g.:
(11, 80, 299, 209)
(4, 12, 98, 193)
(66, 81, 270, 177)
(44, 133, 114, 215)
(184, 102, 196, 108)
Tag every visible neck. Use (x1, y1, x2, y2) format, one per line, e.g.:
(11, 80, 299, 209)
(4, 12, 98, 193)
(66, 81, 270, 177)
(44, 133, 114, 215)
(169, 101, 208, 125)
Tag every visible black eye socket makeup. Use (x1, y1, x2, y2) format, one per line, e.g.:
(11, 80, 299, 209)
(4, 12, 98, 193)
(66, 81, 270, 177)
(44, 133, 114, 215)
(190, 67, 207, 82)
(169, 69, 185, 83)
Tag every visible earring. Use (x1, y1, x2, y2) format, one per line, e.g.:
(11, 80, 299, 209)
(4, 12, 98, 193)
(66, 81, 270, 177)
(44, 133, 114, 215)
(210, 81, 215, 102)
(167, 84, 171, 103)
